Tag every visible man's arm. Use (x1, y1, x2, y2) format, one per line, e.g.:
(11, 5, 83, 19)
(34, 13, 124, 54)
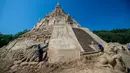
(42, 42, 49, 49)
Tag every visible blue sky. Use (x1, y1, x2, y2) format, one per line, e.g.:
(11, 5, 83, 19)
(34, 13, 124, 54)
(0, 0, 130, 34)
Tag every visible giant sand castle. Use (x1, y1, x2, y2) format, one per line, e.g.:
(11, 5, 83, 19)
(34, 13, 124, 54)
(0, 2, 129, 73)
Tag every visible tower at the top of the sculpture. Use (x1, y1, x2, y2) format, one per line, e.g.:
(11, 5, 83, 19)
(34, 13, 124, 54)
(32, 2, 80, 32)
(51, 2, 66, 16)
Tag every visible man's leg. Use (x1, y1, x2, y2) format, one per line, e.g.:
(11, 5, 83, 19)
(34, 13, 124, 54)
(43, 52, 47, 61)
(39, 54, 43, 62)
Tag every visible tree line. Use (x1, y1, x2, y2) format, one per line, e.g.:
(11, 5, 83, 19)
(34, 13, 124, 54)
(93, 28, 130, 44)
(0, 30, 29, 48)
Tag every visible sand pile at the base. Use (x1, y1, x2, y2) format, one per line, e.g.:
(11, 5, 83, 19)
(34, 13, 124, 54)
(8, 54, 126, 73)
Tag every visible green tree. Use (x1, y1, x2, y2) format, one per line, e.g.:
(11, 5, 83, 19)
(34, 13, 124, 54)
(0, 29, 29, 48)
(93, 28, 130, 44)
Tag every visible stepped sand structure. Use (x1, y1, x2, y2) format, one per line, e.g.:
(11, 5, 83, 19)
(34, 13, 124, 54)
(0, 2, 129, 73)
(33, 2, 106, 63)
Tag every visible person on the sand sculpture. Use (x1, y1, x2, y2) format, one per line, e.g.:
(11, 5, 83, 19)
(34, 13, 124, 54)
(98, 44, 104, 52)
(128, 43, 130, 51)
(38, 42, 49, 62)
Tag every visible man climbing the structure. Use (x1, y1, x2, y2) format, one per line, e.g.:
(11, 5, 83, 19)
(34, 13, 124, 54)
(98, 44, 104, 52)
(128, 43, 130, 51)
(38, 42, 49, 62)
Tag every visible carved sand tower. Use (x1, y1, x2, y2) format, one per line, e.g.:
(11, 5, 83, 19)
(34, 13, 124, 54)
(44, 2, 107, 63)
(0, 2, 107, 63)
(1, 2, 129, 73)
(29, 2, 106, 63)
(0, 2, 108, 72)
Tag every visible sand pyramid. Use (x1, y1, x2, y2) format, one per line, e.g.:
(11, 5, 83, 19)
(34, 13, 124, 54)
(0, 2, 108, 72)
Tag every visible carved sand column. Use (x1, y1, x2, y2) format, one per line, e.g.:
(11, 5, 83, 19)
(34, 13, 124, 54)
(48, 23, 83, 63)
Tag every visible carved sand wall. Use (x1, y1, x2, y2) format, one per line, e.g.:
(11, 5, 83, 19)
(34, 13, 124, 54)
(48, 23, 83, 63)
